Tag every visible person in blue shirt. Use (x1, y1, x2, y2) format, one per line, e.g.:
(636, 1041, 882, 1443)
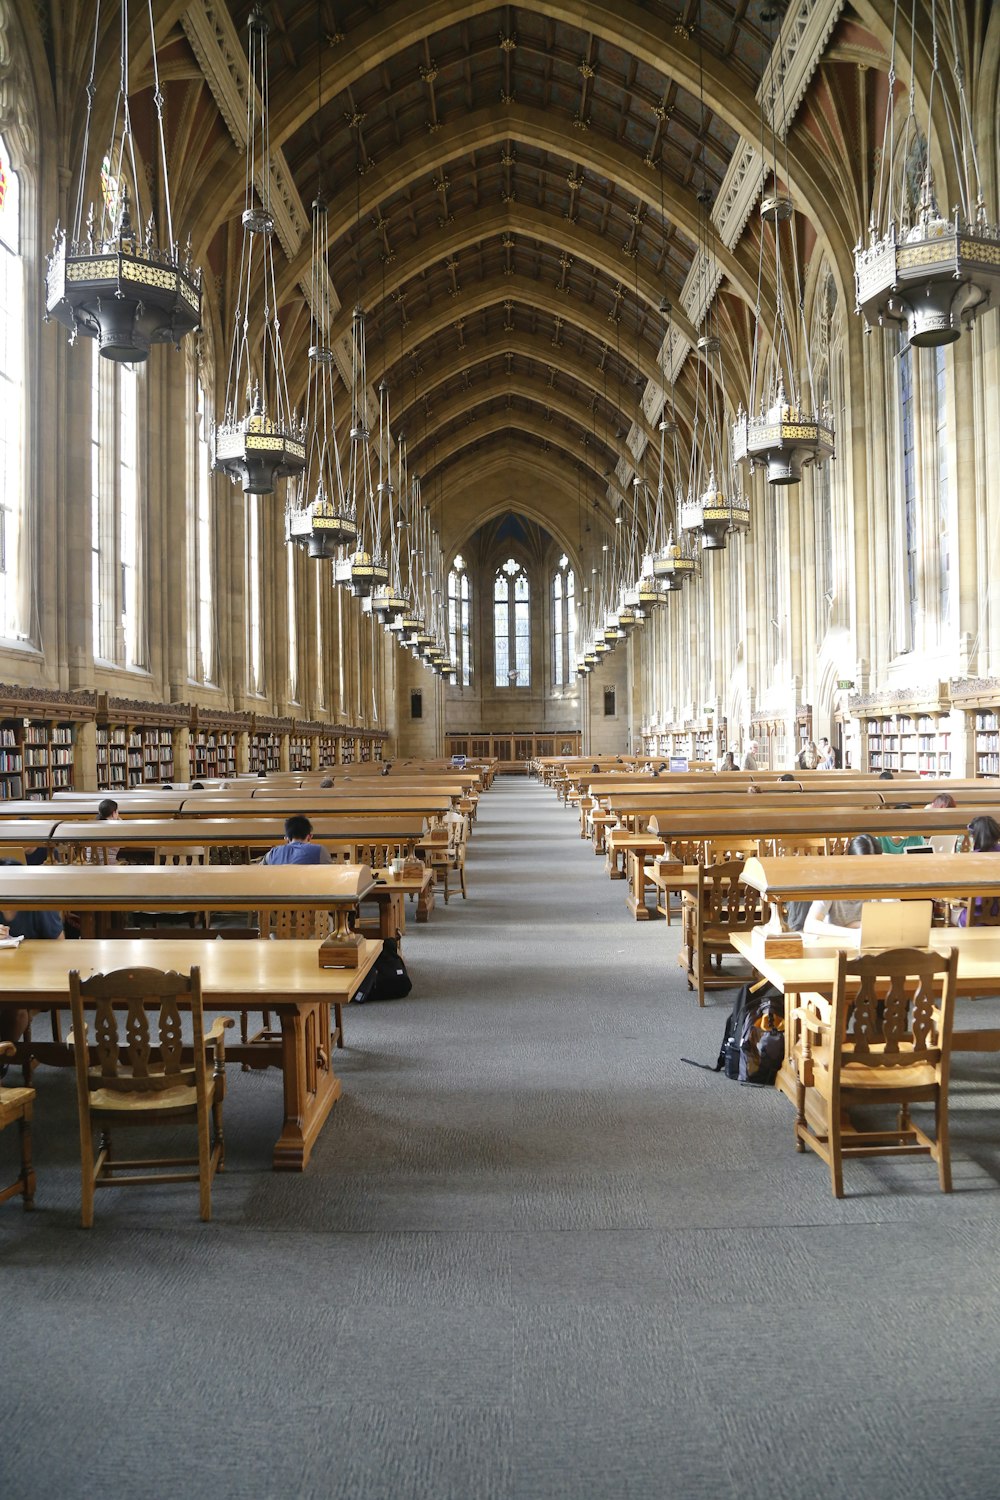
(0, 857, 64, 1054)
(262, 814, 332, 866)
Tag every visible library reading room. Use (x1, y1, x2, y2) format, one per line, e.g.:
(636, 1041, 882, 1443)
(5, 1, 1000, 1497)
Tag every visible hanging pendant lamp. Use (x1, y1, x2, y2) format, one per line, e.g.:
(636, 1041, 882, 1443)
(45, 0, 201, 360)
(286, 197, 356, 556)
(341, 310, 389, 596)
(214, 8, 305, 495)
(855, 0, 1000, 347)
(732, 10, 834, 488)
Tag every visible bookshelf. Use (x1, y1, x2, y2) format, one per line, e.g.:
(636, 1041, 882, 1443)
(973, 710, 1000, 777)
(96, 724, 175, 789)
(318, 732, 338, 768)
(340, 735, 356, 766)
(0, 717, 76, 799)
(288, 733, 311, 772)
(862, 710, 951, 775)
(249, 731, 281, 774)
(188, 728, 238, 781)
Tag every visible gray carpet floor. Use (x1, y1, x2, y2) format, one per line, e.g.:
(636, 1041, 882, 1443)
(5, 777, 1000, 1499)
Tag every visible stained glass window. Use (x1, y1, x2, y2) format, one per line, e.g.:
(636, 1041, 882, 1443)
(448, 555, 471, 686)
(552, 554, 575, 685)
(494, 558, 529, 687)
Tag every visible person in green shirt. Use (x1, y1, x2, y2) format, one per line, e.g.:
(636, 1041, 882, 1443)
(878, 804, 927, 853)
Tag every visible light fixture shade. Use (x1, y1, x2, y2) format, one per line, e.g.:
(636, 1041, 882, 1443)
(214, 9, 306, 496)
(681, 470, 751, 551)
(349, 549, 389, 597)
(286, 483, 358, 557)
(46, 209, 201, 361)
(855, 204, 1000, 348)
(732, 389, 834, 487)
(372, 586, 407, 620)
(652, 532, 699, 590)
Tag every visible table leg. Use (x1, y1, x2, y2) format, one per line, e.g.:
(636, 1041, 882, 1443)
(272, 1000, 342, 1172)
(416, 878, 435, 923)
(626, 852, 652, 921)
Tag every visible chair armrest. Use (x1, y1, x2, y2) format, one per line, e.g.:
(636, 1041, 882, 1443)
(203, 1017, 236, 1046)
(790, 991, 832, 1026)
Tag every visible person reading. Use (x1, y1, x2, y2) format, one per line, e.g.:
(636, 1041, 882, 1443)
(262, 815, 332, 866)
(804, 833, 882, 937)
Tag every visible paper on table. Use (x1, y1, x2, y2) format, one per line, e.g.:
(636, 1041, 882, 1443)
(0, 935, 25, 948)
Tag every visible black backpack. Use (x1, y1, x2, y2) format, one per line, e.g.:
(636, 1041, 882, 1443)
(683, 981, 785, 1086)
(353, 937, 412, 1003)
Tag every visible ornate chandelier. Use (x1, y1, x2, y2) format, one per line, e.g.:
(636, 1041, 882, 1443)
(338, 307, 388, 597)
(855, 0, 1000, 347)
(681, 341, 750, 549)
(45, 0, 201, 361)
(214, 8, 305, 495)
(732, 17, 834, 487)
(286, 195, 356, 557)
(371, 432, 409, 622)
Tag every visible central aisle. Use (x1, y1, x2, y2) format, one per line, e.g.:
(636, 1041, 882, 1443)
(8, 776, 1000, 1500)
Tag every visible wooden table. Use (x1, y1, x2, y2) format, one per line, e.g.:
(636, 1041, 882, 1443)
(0, 863, 374, 940)
(362, 867, 436, 938)
(647, 805, 990, 847)
(45, 817, 425, 863)
(604, 829, 665, 883)
(740, 853, 1000, 910)
(1, 937, 382, 1171)
(731, 928, 1000, 1117)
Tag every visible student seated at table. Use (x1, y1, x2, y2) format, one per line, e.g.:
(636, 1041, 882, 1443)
(95, 796, 121, 865)
(717, 751, 738, 772)
(804, 833, 882, 937)
(778, 773, 796, 783)
(924, 793, 959, 855)
(957, 816, 1000, 926)
(879, 806, 928, 854)
(262, 815, 332, 866)
(0, 857, 64, 1052)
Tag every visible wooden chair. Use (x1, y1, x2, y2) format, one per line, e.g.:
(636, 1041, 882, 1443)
(429, 816, 469, 903)
(689, 859, 763, 1008)
(0, 1041, 36, 1209)
(68, 966, 233, 1227)
(242, 908, 343, 1059)
(791, 946, 958, 1198)
(765, 835, 830, 858)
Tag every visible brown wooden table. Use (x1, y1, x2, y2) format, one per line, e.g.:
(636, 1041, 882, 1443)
(731, 927, 1000, 1119)
(1, 937, 382, 1170)
(0, 863, 375, 942)
(740, 853, 1000, 910)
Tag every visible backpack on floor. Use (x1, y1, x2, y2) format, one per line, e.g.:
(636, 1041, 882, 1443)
(352, 936, 413, 1003)
(683, 981, 785, 1086)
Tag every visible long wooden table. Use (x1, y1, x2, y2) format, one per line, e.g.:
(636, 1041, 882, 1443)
(42, 817, 426, 860)
(1, 937, 381, 1171)
(0, 863, 375, 938)
(740, 853, 1000, 911)
(647, 806, 990, 845)
(731, 928, 1000, 1121)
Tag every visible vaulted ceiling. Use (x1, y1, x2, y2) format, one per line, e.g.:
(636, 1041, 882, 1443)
(38, 0, 913, 552)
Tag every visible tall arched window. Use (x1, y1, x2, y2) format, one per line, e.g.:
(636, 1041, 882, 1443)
(0, 135, 24, 640)
(933, 345, 950, 632)
(552, 554, 575, 685)
(287, 543, 299, 700)
(119, 362, 142, 667)
(247, 497, 263, 693)
(899, 332, 918, 650)
(448, 554, 471, 685)
(188, 376, 215, 682)
(494, 557, 530, 687)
